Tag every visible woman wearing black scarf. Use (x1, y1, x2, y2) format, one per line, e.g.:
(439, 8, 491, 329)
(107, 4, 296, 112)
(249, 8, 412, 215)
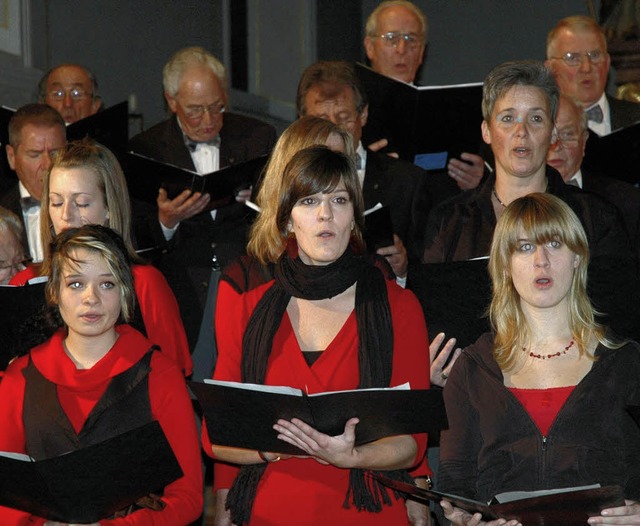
(206, 146, 430, 525)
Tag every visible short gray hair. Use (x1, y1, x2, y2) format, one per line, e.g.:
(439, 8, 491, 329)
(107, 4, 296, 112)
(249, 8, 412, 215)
(163, 46, 227, 97)
(365, 1, 428, 42)
(0, 205, 25, 244)
(482, 61, 559, 121)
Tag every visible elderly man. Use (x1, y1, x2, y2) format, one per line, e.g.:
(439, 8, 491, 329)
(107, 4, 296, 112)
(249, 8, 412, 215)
(129, 46, 276, 347)
(0, 207, 28, 285)
(363, 0, 485, 191)
(0, 104, 66, 262)
(38, 64, 101, 125)
(548, 94, 640, 255)
(546, 15, 640, 136)
(296, 60, 452, 280)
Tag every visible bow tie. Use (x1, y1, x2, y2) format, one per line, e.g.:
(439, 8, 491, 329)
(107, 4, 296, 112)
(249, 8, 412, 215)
(185, 135, 221, 152)
(586, 104, 603, 124)
(20, 196, 39, 211)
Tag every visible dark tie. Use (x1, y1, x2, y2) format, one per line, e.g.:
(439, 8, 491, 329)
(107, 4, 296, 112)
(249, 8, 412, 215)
(20, 196, 39, 211)
(586, 105, 603, 124)
(185, 135, 221, 152)
(355, 153, 363, 170)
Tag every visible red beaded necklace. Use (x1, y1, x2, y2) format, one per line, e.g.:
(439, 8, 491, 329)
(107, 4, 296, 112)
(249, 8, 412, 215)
(524, 340, 575, 360)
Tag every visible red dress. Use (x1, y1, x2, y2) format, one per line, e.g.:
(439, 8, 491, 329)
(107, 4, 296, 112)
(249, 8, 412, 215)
(207, 277, 430, 525)
(0, 325, 203, 525)
(10, 264, 192, 376)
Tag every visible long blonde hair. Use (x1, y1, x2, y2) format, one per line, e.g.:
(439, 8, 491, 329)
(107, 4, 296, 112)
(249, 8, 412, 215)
(247, 116, 354, 264)
(488, 193, 610, 370)
(40, 138, 140, 275)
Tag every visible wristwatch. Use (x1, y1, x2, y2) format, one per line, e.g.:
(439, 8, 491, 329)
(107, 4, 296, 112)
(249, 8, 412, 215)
(415, 475, 433, 490)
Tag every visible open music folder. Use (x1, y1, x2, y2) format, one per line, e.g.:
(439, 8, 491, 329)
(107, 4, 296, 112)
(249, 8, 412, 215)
(66, 100, 130, 154)
(372, 473, 625, 525)
(582, 122, 640, 185)
(190, 380, 447, 455)
(0, 281, 48, 370)
(0, 420, 183, 523)
(356, 63, 483, 168)
(124, 152, 268, 211)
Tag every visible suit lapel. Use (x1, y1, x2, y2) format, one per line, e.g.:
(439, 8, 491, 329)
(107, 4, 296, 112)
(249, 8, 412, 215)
(163, 116, 197, 172)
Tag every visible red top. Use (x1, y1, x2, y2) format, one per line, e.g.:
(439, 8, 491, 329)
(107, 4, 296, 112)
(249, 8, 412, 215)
(0, 325, 203, 525)
(204, 277, 430, 525)
(11, 264, 192, 376)
(509, 385, 575, 436)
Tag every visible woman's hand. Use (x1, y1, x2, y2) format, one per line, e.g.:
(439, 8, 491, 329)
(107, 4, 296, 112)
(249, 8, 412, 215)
(273, 417, 359, 468)
(430, 332, 462, 387)
(588, 499, 640, 524)
(441, 500, 521, 526)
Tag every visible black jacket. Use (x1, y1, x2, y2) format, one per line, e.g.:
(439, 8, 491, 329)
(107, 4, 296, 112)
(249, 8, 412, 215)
(439, 332, 640, 502)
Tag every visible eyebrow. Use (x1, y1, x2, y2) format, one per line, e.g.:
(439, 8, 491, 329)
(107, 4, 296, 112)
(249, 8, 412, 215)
(49, 82, 87, 88)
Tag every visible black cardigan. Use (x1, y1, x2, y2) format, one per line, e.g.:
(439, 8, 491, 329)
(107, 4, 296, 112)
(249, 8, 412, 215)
(439, 332, 640, 503)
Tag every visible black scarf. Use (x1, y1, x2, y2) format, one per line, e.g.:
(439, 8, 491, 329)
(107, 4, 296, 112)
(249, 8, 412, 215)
(226, 244, 412, 524)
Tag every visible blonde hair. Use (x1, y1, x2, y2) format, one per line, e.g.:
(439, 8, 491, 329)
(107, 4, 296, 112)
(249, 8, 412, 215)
(47, 225, 135, 323)
(40, 138, 140, 276)
(248, 117, 354, 263)
(488, 193, 611, 370)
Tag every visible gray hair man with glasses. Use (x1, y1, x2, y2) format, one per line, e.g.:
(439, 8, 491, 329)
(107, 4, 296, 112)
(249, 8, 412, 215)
(547, 94, 640, 256)
(38, 64, 101, 125)
(546, 15, 640, 136)
(129, 46, 276, 348)
(364, 1, 487, 193)
(364, 0, 427, 84)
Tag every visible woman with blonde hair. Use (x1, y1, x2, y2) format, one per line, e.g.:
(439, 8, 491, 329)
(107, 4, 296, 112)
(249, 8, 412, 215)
(10, 139, 192, 376)
(439, 193, 640, 526)
(0, 225, 203, 525)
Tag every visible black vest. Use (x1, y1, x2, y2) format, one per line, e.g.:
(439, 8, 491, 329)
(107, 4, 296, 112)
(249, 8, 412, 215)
(22, 347, 156, 460)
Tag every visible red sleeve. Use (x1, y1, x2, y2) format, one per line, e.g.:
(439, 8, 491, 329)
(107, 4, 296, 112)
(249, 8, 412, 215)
(204, 279, 254, 491)
(0, 357, 44, 525)
(9, 266, 37, 286)
(388, 282, 431, 471)
(102, 353, 204, 525)
(132, 265, 193, 377)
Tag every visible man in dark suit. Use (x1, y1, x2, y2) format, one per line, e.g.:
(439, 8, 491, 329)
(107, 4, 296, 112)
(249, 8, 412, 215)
(296, 60, 457, 280)
(546, 15, 640, 135)
(361, 1, 485, 193)
(0, 104, 66, 263)
(548, 94, 640, 257)
(129, 46, 276, 347)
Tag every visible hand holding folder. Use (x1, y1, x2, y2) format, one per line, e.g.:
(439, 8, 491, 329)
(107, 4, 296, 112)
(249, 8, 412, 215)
(189, 380, 447, 455)
(372, 473, 625, 526)
(124, 152, 268, 212)
(0, 421, 182, 523)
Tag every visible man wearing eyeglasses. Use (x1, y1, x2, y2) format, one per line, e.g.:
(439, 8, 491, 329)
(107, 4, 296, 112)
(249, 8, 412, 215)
(546, 15, 640, 136)
(547, 94, 640, 256)
(38, 64, 101, 125)
(129, 46, 276, 347)
(363, 0, 486, 192)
